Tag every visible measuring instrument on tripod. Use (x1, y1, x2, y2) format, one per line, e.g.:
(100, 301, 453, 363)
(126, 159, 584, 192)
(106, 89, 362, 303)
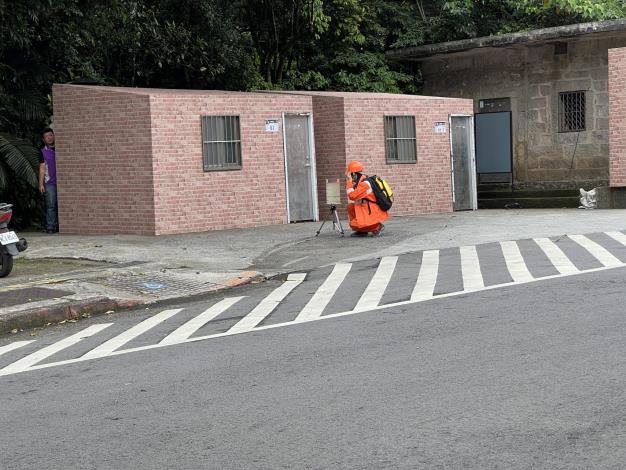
(315, 179, 344, 237)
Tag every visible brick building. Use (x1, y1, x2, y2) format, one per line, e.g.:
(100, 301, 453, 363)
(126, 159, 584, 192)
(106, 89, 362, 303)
(387, 19, 626, 207)
(52, 85, 472, 235)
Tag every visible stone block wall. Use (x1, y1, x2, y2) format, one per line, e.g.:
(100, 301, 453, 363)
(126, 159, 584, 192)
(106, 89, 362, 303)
(420, 35, 626, 189)
(609, 46, 626, 187)
(52, 85, 156, 234)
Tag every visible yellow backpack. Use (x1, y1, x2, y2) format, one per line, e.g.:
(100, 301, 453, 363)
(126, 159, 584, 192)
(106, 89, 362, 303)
(366, 175, 393, 211)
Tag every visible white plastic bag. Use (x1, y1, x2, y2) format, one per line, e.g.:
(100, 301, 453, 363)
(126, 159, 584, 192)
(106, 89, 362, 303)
(579, 188, 597, 209)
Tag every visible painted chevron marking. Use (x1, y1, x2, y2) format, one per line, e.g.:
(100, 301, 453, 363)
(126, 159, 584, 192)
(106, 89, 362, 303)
(3, 262, 624, 378)
(0, 341, 35, 358)
(83, 309, 182, 358)
(568, 234, 622, 267)
(3, 233, 626, 378)
(295, 263, 352, 322)
(228, 273, 306, 333)
(534, 237, 579, 275)
(460, 245, 484, 291)
(605, 231, 626, 247)
(354, 256, 398, 310)
(500, 240, 534, 283)
(159, 297, 245, 345)
(411, 250, 439, 301)
(0, 324, 112, 375)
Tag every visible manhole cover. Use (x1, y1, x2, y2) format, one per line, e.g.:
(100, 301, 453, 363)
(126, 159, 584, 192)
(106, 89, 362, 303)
(0, 287, 75, 308)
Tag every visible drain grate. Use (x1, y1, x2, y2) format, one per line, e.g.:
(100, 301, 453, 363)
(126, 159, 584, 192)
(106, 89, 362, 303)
(102, 272, 219, 297)
(0, 287, 75, 308)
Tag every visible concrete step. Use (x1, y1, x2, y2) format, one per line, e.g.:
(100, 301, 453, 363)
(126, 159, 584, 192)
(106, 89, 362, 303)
(478, 189, 579, 199)
(478, 196, 579, 209)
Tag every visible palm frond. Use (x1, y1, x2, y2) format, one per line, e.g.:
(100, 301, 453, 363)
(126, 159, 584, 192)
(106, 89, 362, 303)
(1, 91, 48, 122)
(0, 163, 7, 191)
(0, 134, 39, 189)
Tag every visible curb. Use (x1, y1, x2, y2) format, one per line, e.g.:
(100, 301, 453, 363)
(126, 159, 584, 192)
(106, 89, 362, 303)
(0, 297, 145, 335)
(0, 270, 267, 336)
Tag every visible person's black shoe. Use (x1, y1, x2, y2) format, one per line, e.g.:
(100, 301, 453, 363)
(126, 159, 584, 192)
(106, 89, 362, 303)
(350, 231, 368, 237)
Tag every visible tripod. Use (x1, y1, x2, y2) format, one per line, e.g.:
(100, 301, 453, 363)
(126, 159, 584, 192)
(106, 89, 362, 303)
(315, 205, 344, 237)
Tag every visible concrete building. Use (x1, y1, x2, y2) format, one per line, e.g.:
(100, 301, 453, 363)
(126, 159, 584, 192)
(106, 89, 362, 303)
(387, 19, 626, 207)
(52, 85, 472, 235)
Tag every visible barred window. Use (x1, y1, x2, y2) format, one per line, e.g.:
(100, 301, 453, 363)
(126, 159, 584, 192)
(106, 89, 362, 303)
(201, 116, 242, 171)
(384, 116, 417, 163)
(558, 91, 586, 133)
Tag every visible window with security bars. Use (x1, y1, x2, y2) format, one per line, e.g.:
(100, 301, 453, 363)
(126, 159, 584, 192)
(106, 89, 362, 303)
(384, 116, 417, 163)
(201, 116, 242, 170)
(558, 91, 586, 133)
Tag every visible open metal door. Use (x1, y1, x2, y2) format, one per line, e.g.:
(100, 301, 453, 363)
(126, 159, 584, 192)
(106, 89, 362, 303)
(475, 111, 512, 183)
(283, 113, 318, 222)
(449, 115, 477, 211)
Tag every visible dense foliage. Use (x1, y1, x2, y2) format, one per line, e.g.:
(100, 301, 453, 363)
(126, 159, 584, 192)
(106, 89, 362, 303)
(1, 0, 624, 227)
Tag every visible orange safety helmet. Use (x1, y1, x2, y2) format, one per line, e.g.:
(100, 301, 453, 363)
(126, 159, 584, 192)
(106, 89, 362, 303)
(347, 160, 364, 173)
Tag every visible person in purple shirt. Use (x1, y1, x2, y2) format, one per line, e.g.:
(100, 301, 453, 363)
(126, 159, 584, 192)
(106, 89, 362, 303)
(38, 127, 58, 233)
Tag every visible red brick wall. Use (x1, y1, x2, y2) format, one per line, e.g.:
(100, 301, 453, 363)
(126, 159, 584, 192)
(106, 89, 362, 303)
(310, 96, 347, 208)
(55, 86, 472, 235)
(149, 91, 313, 234)
(310, 92, 473, 216)
(52, 85, 156, 234)
(609, 47, 626, 187)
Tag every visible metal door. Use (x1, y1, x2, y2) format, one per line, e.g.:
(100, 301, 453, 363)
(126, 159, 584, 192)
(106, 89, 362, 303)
(283, 113, 317, 222)
(475, 112, 512, 176)
(450, 115, 477, 211)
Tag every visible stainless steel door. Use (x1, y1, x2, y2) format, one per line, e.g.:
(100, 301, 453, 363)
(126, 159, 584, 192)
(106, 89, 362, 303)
(284, 114, 315, 221)
(450, 116, 476, 211)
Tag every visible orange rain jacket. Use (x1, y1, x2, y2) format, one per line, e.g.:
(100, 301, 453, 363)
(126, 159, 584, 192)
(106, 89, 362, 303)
(346, 175, 389, 232)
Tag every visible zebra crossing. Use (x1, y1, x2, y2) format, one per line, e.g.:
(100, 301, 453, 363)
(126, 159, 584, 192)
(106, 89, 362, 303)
(2, 231, 626, 377)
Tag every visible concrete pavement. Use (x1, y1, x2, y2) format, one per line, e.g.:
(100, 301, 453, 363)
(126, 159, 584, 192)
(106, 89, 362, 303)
(2, 208, 626, 334)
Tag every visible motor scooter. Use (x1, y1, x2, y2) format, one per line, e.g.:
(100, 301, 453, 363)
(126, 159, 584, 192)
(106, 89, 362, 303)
(0, 203, 28, 277)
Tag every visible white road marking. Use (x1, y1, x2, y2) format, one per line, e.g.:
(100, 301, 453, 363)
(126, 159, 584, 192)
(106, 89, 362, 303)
(228, 273, 306, 333)
(534, 238, 579, 275)
(0, 340, 34, 357)
(4, 233, 626, 378)
(295, 263, 352, 322)
(411, 250, 439, 301)
(568, 234, 622, 267)
(460, 245, 484, 291)
(500, 241, 534, 283)
(159, 297, 245, 345)
(0, 324, 112, 375)
(354, 256, 398, 310)
(605, 231, 626, 247)
(5, 262, 625, 378)
(82, 309, 182, 358)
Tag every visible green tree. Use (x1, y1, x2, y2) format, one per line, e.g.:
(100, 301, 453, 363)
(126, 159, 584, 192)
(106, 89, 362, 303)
(279, 0, 419, 93)
(238, 0, 335, 85)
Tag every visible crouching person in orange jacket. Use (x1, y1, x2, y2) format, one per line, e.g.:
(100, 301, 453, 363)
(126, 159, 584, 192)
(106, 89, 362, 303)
(345, 160, 388, 236)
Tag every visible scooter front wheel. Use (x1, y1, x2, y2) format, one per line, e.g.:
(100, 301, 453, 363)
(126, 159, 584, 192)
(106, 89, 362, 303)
(0, 251, 13, 277)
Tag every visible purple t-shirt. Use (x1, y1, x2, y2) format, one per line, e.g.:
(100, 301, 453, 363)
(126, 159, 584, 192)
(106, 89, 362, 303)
(39, 146, 57, 185)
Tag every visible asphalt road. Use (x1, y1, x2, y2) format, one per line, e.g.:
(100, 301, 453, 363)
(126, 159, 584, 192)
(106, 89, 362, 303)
(2, 265, 626, 469)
